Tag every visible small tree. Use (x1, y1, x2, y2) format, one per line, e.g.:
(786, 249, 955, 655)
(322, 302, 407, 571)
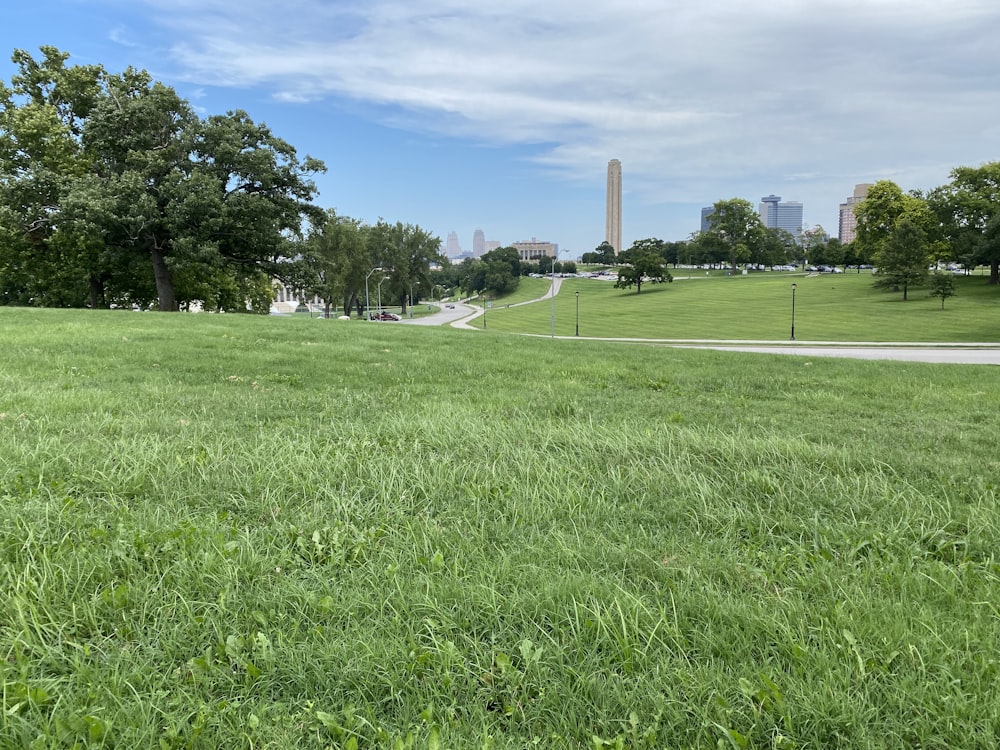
(929, 271, 956, 309)
(614, 251, 672, 294)
(874, 217, 929, 301)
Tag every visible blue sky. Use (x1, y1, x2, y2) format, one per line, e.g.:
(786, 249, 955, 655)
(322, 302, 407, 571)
(3, 0, 1000, 258)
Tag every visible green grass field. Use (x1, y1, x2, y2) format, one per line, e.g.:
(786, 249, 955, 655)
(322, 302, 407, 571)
(473, 271, 1000, 342)
(2, 307, 1000, 747)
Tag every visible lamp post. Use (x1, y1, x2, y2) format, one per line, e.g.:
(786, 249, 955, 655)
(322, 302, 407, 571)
(408, 282, 415, 318)
(365, 267, 383, 320)
(575, 290, 579, 337)
(550, 260, 555, 338)
(482, 294, 488, 329)
(790, 283, 797, 341)
(377, 276, 389, 318)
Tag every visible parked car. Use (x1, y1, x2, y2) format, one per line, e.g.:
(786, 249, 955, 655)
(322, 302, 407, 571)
(369, 311, 401, 321)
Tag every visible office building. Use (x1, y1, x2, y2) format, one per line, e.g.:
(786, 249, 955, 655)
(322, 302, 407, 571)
(445, 231, 463, 258)
(473, 229, 485, 257)
(759, 195, 803, 240)
(606, 159, 622, 253)
(700, 206, 714, 233)
(838, 183, 871, 244)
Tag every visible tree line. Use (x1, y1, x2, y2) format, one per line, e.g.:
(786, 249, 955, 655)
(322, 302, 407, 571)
(0, 47, 443, 314)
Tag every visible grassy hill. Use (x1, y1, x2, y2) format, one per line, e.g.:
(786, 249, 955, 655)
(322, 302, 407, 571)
(2, 307, 999, 747)
(474, 271, 1000, 342)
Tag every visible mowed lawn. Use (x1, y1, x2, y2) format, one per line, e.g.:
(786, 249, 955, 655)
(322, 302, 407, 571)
(2, 307, 1000, 747)
(475, 271, 1000, 342)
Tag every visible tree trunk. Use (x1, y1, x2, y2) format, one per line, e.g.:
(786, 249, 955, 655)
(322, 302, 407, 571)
(990, 261, 998, 285)
(150, 246, 177, 311)
(324, 301, 331, 318)
(88, 276, 106, 309)
(903, 282, 908, 301)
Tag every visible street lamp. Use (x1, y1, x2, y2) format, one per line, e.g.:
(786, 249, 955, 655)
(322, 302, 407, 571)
(365, 267, 383, 320)
(483, 294, 488, 329)
(790, 283, 797, 341)
(550, 259, 555, 338)
(377, 276, 389, 318)
(575, 291, 579, 336)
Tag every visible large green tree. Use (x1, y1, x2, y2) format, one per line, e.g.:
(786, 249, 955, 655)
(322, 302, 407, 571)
(462, 246, 521, 297)
(614, 240, 672, 294)
(928, 162, 1000, 285)
(699, 198, 764, 270)
(854, 181, 933, 264)
(368, 219, 442, 313)
(1, 48, 326, 311)
(0, 46, 106, 306)
(295, 210, 369, 317)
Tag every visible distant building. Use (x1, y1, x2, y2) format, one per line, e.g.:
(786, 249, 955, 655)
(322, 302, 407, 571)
(606, 159, 622, 253)
(484, 241, 501, 253)
(445, 230, 463, 258)
(759, 195, 803, 240)
(838, 183, 871, 244)
(700, 206, 714, 233)
(512, 237, 558, 260)
(473, 229, 485, 257)
(271, 281, 323, 314)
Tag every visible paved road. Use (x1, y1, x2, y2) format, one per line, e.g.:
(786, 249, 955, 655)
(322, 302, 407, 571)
(400, 301, 478, 326)
(666, 344, 1000, 364)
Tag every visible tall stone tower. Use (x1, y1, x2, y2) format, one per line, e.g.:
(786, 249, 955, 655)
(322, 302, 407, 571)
(605, 159, 622, 254)
(473, 228, 485, 257)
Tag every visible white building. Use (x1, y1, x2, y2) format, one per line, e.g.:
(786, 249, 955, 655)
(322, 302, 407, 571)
(512, 238, 558, 260)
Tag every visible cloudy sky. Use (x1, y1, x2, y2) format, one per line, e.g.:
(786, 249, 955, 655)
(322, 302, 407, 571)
(3, 0, 999, 256)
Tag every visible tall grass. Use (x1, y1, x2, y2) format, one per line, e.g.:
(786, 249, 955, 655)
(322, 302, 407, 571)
(1, 307, 999, 747)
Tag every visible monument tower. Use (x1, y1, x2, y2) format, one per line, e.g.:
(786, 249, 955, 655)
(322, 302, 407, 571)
(605, 159, 622, 254)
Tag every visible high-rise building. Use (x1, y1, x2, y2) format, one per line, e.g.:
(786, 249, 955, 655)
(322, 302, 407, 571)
(484, 241, 501, 253)
(838, 183, 871, 244)
(445, 231, 462, 258)
(759, 195, 803, 240)
(700, 206, 714, 233)
(473, 229, 485, 257)
(605, 159, 622, 253)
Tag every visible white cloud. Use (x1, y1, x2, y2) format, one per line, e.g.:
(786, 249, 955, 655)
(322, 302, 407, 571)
(108, 25, 139, 47)
(129, 0, 1000, 221)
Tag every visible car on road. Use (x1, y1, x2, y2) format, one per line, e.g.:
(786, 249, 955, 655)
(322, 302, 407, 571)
(369, 311, 401, 321)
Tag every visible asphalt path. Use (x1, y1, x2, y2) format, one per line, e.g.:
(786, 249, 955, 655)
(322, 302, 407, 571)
(666, 344, 1000, 364)
(402, 279, 1000, 364)
(400, 301, 478, 326)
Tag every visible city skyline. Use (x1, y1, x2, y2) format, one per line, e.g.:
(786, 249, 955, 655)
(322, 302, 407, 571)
(3, 1, 998, 254)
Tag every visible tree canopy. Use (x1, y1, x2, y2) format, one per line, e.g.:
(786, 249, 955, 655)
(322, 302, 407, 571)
(696, 198, 765, 270)
(928, 162, 1000, 284)
(1, 47, 329, 311)
(614, 240, 673, 294)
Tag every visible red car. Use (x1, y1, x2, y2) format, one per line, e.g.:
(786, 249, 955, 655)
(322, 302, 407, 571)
(369, 311, 401, 321)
